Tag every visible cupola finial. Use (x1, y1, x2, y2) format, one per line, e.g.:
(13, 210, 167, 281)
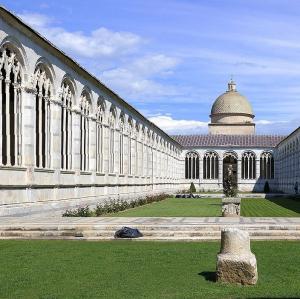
(227, 78, 236, 92)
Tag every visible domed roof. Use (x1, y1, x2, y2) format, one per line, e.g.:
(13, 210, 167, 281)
(211, 80, 254, 116)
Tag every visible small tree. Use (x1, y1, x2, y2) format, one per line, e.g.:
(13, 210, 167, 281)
(223, 174, 238, 197)
(189, 182, 196, 194)
(264, 181, 270, 193)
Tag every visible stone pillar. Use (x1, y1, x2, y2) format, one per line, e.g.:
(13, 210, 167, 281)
(256, 158, 260, 180)
(89, 115, 96, 172)
(72, 106, 81, 171)
(22, 88, 36, 168)
(218, 158, 223, 187)
(103, 125, 109, 174)
(216, 228, 258, 285)
(199, 156, 203, 186)
(237, 158, 242, 186)
(50, 100, 61, 170)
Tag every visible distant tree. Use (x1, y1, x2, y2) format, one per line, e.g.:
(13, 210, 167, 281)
(264, 181, 270, 193)
(190, 182, 196, 193)
(223, 174, 238, 197)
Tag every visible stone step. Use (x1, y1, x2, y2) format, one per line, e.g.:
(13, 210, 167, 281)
(0, 229, 300, 240)
(0, 235, 300, 241)
(1, 224, 300, 232)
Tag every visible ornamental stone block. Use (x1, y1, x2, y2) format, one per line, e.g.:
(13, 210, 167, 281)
(222, 197, 241, 217)
(216, 228, 258, 285)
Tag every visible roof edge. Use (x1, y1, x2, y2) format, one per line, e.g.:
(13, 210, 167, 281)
(0, 5, 182, 148)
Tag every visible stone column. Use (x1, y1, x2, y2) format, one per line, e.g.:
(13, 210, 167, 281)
(237, 158, 242, 186)
(216, 228, 258, 285)
(5, 79, 11, 166)
(72, 106, 81, 171)
(256, 158, 260, 180)
(22, 87, 36, 169)
(89, 115, 96, 172)
(218, 158, 223, 187)
(199, 155, 203, 185)
(0, 76, 2, 165)
(102, 125, 109, 174)
(50, 99, 61, 170)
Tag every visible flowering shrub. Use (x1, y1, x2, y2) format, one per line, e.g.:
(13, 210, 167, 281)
(62, 193, 169, 217)
(62, 205, 92, 217)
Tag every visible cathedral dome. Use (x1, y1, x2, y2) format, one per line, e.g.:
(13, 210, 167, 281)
(210, 80, 254, 117)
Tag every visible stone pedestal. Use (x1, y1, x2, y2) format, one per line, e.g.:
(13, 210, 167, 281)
(216, 228, 258, 285)
(222, 197, 241, 217)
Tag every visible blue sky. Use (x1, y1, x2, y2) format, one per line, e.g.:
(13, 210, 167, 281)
(3, 0, 300, 135)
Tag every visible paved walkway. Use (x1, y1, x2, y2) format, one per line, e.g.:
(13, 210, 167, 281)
(2, 215, 300, 225)
(0, 215, 299, 241)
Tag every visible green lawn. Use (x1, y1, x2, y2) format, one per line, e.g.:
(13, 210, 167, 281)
(0, 240, 299, 298)
(112, 198, 222, 217)
(111, 197, 300, 217)
(241, 197, 300, 217)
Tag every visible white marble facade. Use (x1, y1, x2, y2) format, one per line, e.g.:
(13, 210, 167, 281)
(182, 148, 276, 192)
(0, 8, 183, 215)
(276, 128, 300, 194)
(0, 7, 299, 216)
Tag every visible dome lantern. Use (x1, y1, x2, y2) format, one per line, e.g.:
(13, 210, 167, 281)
(227, 79, 236, 92)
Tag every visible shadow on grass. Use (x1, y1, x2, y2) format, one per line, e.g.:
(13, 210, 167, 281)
(198, 271, 216, 282)
(265, 196, 300, 214)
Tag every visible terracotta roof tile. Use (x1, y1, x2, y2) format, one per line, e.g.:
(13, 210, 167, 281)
(171, 134, 286, 148)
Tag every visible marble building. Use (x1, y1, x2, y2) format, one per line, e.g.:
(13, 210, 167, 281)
(173, 80, 286, 192)
(0, 7, 299, 216)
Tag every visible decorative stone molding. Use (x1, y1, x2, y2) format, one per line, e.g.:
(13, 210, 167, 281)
(222, 197, 241, 217)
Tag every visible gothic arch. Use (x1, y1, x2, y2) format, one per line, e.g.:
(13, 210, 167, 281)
(60, 77, 75, 170)
(203, 151, 219, 179)
(185, 151, 199, 179)
(223, 151, 238, 160)
(0, 36, 28, 74)
(241, 151, 256, 179)
(79, 89, 92, 171)
(34, 58, 55, 94)
(34, 62, 54, 168)
(0, 45, 23, 166)
(260, 151, 274, 179)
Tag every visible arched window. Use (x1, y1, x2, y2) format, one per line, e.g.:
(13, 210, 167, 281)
(203, 151, 218, 179)
(241, 151, 256, 179)
(34, 65, 52, 168)
(0, 48, 22, 166)
(96, 99, 104, 173)
(60, 80, 73, 170)
(260, 152, 274, 179)
(79, 91, 91, 171)
(185, 151, 199, 179)
(119, 114, 125, 175)
(109, 108, 116, 173)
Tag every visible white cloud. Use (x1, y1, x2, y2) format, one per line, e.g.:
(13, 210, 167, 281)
(101, 54, 180, 98)
(18, 12, 143, 58)
(17, 11, 181, 100)
(131, 54, 179, 76)
(256, 120, 289, 125)
(148, 115, 208, 134)
(18, 12, 51, 27)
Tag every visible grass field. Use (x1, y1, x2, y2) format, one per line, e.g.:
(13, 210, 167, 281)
(0, 240, 299, 299)
(111, 197, 300, 217)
